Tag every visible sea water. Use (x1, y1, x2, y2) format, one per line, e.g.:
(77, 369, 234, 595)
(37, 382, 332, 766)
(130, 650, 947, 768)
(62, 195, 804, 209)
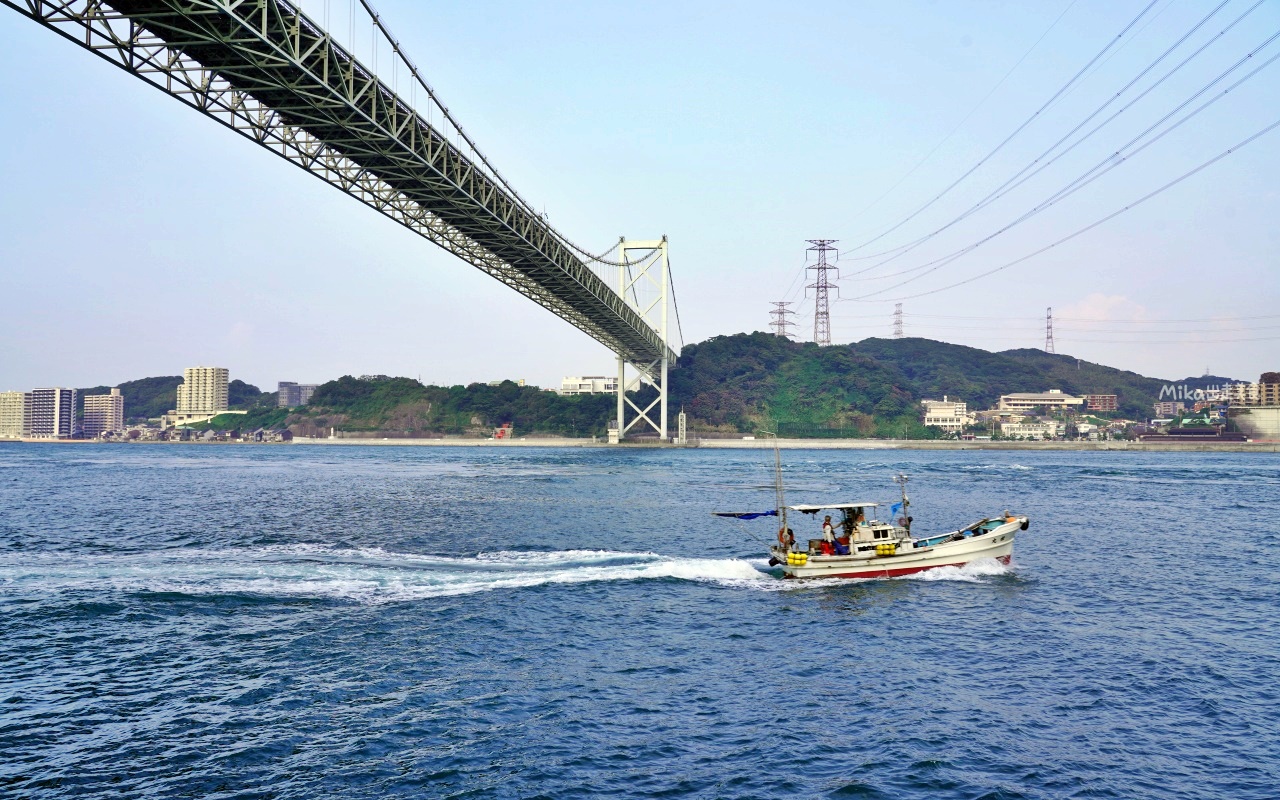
(1, 444, 1278, 799)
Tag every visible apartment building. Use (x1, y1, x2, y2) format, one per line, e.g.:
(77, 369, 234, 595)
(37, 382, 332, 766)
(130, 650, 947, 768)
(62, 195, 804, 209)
(277, 381, 319, 408)
(177, 367, 229, 414)
(0, 391, 31, 437)
(83, 388, 125, 437)
(29, 388, 76, 438)
(162, 367, 235, 428)
(1085, 394, 1118, 412)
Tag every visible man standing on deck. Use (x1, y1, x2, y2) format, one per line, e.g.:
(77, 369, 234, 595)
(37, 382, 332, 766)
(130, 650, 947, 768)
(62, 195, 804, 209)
(822, 516, 836, 554)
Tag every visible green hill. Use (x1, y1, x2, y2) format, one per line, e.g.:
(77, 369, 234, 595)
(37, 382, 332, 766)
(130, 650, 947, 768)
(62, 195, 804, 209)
(668, 332, 932, 437)
(849, 338, 1235, 419)
(669, 334, 1241, 433)
(210, 376, 620, 437)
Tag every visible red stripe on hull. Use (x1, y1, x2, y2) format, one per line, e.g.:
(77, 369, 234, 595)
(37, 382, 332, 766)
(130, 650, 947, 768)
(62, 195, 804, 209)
(786, 553, 1012, 580)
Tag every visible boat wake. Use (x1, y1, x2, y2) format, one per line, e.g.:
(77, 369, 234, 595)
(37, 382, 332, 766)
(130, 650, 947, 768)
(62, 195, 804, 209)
(0, 545, 775, 604)
(903, 557, 1016, 583)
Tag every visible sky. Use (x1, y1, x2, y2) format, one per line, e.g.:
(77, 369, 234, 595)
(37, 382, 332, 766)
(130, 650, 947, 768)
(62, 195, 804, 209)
(1, 0, 1277, 393)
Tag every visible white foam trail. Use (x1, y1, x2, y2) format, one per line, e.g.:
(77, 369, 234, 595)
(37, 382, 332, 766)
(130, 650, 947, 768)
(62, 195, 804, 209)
(0, 546, 773, 604)
(904, 557, 1014, 583)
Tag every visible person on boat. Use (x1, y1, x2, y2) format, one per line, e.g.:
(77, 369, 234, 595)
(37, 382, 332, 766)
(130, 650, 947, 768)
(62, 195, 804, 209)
(777, 526, 795, 552)
(821, 516, 836, 555)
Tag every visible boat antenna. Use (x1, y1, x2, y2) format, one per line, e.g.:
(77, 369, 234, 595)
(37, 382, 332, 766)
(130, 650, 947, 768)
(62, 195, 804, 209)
(893, 473, 911, 534)
(760, 430, 786, 536)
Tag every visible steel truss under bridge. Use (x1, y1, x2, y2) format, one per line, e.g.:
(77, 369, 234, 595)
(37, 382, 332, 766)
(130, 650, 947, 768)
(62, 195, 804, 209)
(4, 0, 678, 390)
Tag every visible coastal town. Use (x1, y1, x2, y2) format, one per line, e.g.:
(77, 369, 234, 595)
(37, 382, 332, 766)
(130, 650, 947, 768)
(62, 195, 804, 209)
(919, 378, 1280, 443)
(3, 363, 1277, 444)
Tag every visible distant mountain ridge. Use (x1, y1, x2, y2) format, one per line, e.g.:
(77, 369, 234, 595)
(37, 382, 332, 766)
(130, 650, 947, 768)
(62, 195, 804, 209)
(82, 334, 1243, 435)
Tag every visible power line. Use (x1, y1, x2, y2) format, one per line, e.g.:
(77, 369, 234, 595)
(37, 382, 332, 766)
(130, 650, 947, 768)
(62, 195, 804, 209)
(847, 111, 1280, 303)
(840, 0, 1253, 272)
(841, 0, 1079, 227)
(848, 31, 1280, 296)
(901, 312, 1280, 324)
(840, 0, 1161, 256)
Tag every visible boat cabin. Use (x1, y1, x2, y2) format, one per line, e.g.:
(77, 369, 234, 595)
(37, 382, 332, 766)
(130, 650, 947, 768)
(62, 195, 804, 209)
(788, 503, 906, 554)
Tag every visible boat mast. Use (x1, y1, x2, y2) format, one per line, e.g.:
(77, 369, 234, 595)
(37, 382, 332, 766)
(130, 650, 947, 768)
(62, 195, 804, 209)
(893, 473, 911, 535)
(774, 434, 787, 535)
(764, 430, 787, 536)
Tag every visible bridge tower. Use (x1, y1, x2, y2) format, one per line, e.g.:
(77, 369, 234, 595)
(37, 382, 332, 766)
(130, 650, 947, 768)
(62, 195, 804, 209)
(614, 237, 672, 441)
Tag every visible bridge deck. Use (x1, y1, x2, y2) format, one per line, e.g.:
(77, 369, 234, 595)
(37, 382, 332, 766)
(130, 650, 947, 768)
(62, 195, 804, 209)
(12, 0, 672, 364)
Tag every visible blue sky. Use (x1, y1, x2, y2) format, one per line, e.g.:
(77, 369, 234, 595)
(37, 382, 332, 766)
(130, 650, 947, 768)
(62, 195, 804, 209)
(1, 0, 1277, 393)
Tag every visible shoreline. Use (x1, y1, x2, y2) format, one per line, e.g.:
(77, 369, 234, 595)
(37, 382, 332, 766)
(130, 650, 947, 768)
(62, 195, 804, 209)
(4, 437, 1276, 452)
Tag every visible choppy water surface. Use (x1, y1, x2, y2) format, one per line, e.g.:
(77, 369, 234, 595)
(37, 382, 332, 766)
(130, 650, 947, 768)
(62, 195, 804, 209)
(2, 444, 1278, 799)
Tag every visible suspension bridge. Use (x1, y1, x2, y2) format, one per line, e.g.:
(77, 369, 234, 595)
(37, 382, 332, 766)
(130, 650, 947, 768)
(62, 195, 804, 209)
(3, 0, 679, 439)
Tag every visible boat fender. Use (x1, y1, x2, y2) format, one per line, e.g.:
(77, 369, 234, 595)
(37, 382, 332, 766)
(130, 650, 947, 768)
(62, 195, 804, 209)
(1020, 519, 1029, 531)
(768, 557, 780, 567)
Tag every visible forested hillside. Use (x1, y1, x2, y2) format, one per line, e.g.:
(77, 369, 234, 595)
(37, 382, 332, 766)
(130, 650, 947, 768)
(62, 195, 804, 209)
(851, 338, 1234, 419)
(108, 333, 1243, 437)
(669, 334, 1239, 432)
(274, 377, 617, 437)
(668, 333, 932, 437)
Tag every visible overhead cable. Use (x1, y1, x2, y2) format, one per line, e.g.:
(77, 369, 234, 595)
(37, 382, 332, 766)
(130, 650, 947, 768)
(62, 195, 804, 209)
(841, 1, 1079, 227)
(849, 35, 1280, 297)
(842, 0, 1253, 273)
(839, 0, 1160, 256)
(846, 114, 1280, 302)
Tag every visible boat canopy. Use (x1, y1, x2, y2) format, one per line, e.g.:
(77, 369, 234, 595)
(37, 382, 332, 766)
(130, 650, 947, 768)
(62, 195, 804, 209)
(788, 502, 878, 513)
(711, 510, 778, 520)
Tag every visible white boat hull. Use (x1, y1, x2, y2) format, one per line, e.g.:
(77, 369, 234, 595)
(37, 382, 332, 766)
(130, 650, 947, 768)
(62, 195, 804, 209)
(775, 517, 1025, 580)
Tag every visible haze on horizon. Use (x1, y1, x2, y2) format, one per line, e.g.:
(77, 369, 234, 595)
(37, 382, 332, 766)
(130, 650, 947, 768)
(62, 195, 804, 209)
(1, 0, 1277, 394)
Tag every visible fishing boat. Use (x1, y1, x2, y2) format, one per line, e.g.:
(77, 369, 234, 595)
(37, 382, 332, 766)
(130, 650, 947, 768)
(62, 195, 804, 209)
(714, 438, 1029, 580)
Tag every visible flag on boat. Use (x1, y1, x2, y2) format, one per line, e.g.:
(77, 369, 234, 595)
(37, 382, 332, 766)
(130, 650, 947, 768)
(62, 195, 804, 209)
(890, 502, 903, 519)
(711, 510, 778, 520)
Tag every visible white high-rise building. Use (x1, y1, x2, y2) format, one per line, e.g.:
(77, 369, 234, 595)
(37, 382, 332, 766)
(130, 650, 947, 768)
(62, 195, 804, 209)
(0, 391, 31, 438)
(176, 367, 229, 414)
(84, 388, 125, 437)
(163, 367, 240, 428)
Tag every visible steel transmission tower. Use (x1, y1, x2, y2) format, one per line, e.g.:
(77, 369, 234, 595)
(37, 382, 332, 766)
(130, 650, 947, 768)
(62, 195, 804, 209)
(769, 301, 797, 339)
(1045, 307, 1056, 354)
(893, 303, 904, 339)
(805, 240, 839, 345)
